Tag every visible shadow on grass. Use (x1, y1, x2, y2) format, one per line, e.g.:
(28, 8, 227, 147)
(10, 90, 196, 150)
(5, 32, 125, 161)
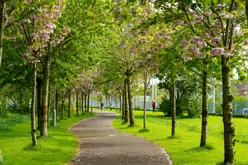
(166, 136, 180, 139)
(37, 135, 53, 140)
(138, 128, 150, 133)
(185, 145, 215, 152)
(23, 144, 42, 151)
(134, 115, 166, 120)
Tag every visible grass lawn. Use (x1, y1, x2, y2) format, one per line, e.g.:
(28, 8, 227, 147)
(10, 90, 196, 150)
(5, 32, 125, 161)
(0, 113, 96, 165)
(113, 111, 248, 165)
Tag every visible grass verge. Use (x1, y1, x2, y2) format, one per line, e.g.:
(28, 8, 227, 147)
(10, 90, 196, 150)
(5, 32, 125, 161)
(113, 111, 248, 165)
(0, 113, 96, 165)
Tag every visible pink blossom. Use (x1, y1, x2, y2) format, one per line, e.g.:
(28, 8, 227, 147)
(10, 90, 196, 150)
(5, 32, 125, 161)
(211, 38, 221, 45)
(158, 43, 164, 49)
(211, 47, 225, 56)
(184, 57, 192, 62)
(182, 40, 189, 47)
(197, 41, 207, 48)
(192, 47, 199, 54)
(177, 20, 184, 26)
(244, 40, 248, 45)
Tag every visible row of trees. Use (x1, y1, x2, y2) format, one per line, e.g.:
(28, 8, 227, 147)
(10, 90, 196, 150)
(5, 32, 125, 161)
(1, 0, 248, 164)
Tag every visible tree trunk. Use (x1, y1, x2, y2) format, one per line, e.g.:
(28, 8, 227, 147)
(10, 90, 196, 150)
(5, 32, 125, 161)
(68, 88, 71, 117)
(87, 94, 90, 113)
(171, 83, 176, 137)
(56, 89, 58, 120)
(31, 63, 38, 146)
(143, 69, 147, 129)
(84, 95, 87, 113)
(127, 75, 135, 126)
(106, 95, 108, 109)
(81, 92, 84, 115)
(115, 96, 118, 110)
(222, 56, 235, 164)
(0, 1, 4, 68)
(47, 88, 51, 125)
(200, 59, 208, 147)
(61, 91, 65, 120)
(110, 96, 112, 110)
(124, 79, 128, 122)
(76, 91, 79, 116)
(40, 55, 51, 137)
(37, 78, 42, 130)
(122, 90, 124, 120)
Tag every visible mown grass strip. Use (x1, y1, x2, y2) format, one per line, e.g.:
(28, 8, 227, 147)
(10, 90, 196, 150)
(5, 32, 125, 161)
(0, 113, 96, 165)
(113, 111, 248, 165)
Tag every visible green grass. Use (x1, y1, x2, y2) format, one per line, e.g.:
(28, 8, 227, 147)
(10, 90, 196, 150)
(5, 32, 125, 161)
(0, 113, 96, 165)
(113, 111, 248, 165)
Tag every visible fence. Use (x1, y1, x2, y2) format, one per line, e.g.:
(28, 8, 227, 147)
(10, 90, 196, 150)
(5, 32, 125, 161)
(90, 96, 160, 111)
(208, 102, 248, 116)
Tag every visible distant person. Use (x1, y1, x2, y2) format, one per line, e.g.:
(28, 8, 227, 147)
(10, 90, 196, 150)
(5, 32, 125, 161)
(101, 102, 104, 111)
(152, 101, 156, 113)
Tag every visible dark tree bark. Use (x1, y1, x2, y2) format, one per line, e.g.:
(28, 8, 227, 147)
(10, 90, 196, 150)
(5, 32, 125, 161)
(170, 83, 176, 137)
(37, 78, 43, 130)
(124, 78, 128, 123)
(87, 94, 90, 113)
(122, 90, 125, 120)
(143, 69, 147, 129)
(84, 95, 87, 113)
(127, 74, 135, 126)
(68, 88, 71, 117)
(47, 88, 51, 125)
(31, 63, 38, 146)
(61, 91, 65, 120)
(76, 91, 79, 116)
(81, 91, 84, 115)
(0, 1, 4, 68)
(200, 59, 208, 147)
(222, 56, 235, 164)
(40, 54, 51, 137)
(56, 90, 59, 120)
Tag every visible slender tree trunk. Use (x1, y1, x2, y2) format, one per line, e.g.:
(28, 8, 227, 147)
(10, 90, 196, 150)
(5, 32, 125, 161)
(171, 83, 176, 137)
(87, 94, 90, 113)
(31, 63, 38, 146)
(200, 59, 208, 147)
(119, 95, 122, 112)
(84, 95, 87, 113)
(76, 91, 79, 116)
(0, 1, 4, 68)
(68, 89, 71, 117)
(40, 55, 51, 137)
(122, 90, 125, 120)
(81, 92, 84, 115)
(124, 79, 128, 122)
(222, 56, 235, 164)
(106, 95, 108, 109)
(109, 96, 112, 110)
(37, 78, 42, 130)
(143, 69, 147, 129)
(115, 95, 118, 110)
(61, 91, 65, 120)
(20, 92, 24, 114)
(127, 75, 135, 126)
(56, 90, 58, 120)
(47, 88, 51, 125)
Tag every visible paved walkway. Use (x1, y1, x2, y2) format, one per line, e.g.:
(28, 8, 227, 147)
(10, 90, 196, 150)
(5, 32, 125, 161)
(70, 112, 172, 165)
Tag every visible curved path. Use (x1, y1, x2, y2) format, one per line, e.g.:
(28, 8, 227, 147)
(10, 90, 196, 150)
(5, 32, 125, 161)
(70, 112, 172, 165)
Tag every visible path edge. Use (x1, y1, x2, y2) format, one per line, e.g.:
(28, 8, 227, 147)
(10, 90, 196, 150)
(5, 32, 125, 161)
(111, 115, 173, 165)
(65, 114, 98, 165)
